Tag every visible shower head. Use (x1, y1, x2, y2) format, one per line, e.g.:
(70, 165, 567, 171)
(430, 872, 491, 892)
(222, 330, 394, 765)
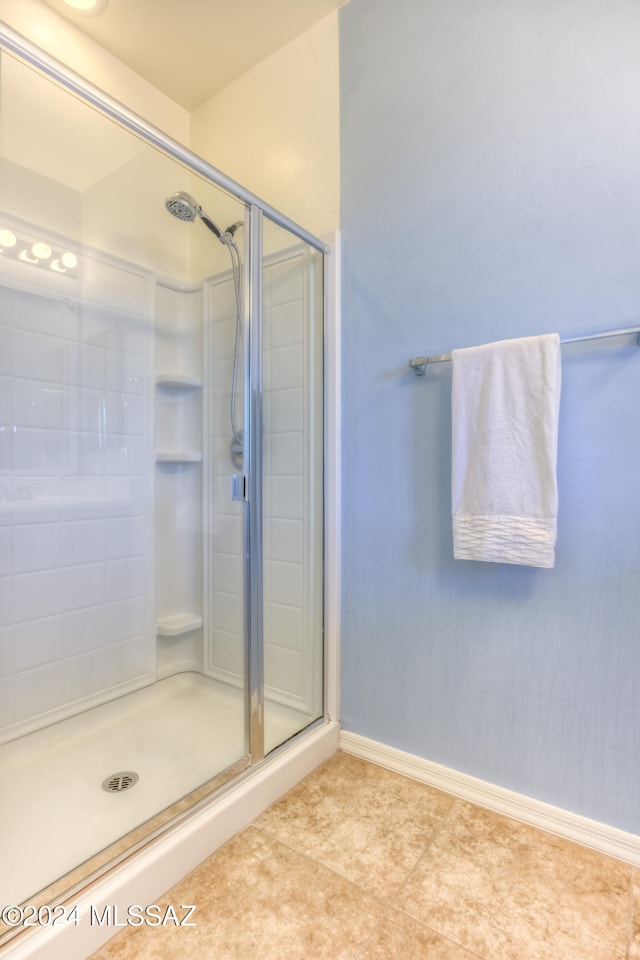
(165, 193, 244, 466)
(165, 191, 198, 222)
(165, 191, 227, 244)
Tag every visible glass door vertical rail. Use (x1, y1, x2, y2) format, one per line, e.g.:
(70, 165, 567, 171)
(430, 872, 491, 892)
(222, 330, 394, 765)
(246, 205, 265, 765)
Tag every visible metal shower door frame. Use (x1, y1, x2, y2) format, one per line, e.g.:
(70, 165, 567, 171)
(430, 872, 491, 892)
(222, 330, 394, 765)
(245, 204, 265, 764)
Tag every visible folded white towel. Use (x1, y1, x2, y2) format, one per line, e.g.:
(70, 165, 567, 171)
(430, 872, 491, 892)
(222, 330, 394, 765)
(451, 333, 561, 568)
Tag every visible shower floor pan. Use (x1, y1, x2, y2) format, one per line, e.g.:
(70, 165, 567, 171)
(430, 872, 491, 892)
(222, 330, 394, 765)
(0, 671, 314, 908)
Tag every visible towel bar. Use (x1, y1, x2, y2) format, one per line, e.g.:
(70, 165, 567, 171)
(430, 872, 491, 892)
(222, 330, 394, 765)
(409, 327, 640, 375)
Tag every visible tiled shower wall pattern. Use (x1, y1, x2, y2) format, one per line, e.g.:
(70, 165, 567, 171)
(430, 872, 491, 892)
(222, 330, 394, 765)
(204, 273, 244, 687)
(263, 254, 312, 710)
(0, 255, 154, 743)
(205, 252, 315, 712)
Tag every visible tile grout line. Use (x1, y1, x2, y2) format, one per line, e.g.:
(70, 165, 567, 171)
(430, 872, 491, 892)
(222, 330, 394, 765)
(351, 903, 397, 960)
(250, 782, 459, 906)
(249, 765, 474, 959)
(351, 797, 486, 960)
(385, 794, 632, 960)
(383, 797, 486, 960)
(247, 813, 422, 960)
(353, 901, 487, 960)
(248, 820, 388, 901)
(386, 796, 460, 912)
(246, 823, 396, 960)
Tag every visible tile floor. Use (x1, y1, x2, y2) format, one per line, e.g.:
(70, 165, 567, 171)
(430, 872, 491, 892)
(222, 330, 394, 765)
(88, 751, 639, 960)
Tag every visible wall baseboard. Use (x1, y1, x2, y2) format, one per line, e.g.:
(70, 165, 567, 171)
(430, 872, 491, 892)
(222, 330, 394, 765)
(339, 730, 640, 866)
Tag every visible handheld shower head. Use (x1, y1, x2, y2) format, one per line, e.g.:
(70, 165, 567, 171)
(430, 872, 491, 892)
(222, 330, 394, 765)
(165, 191, 227, 244)
(165, 191, 244, 468)
(165, 191, 199, 222)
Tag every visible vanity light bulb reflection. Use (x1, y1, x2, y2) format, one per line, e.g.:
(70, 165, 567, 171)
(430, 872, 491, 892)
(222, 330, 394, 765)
(0, 229, 17, 248)
(31, 242, 52, 260)
(63, 0, 109, 12)
(51, 252, 79, 273)
(0, 226, 79, 274)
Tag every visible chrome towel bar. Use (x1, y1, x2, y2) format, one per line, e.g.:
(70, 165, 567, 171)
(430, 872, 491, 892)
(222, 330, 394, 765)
(409, 327, 640, 375)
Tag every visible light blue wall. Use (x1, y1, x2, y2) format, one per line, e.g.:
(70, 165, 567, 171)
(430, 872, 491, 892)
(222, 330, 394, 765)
(339, 0, 640, 832)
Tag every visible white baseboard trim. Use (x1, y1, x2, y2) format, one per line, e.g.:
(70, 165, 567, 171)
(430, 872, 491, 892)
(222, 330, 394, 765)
(339, 730, 640, 866)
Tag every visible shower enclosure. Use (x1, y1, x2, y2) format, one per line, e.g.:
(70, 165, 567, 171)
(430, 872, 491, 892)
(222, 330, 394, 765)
(0, 23, 329, 949)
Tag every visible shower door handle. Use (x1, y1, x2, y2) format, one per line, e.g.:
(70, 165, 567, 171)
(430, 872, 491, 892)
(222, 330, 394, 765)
(230, 475, 249, 502)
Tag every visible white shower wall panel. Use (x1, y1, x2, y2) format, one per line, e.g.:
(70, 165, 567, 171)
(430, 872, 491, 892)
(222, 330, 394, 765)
(154, 285, 203, 379)
(263, 253, 308, 708)
(0, 249, 155, 744)
(204, 274, 245, 687)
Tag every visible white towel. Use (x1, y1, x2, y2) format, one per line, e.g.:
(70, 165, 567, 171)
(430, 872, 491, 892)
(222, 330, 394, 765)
(451, 333, 561, 568)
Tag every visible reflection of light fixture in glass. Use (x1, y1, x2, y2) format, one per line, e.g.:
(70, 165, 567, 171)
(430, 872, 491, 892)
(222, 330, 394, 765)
(61, 251, 78, 269)
(63, 0, 109, 13)
(31, 242, 52, 260)
(0, 221, 79, 277)
(0, 229, 17, 248)
(19, 249, 39, 264)
(51, 252, 78, 273)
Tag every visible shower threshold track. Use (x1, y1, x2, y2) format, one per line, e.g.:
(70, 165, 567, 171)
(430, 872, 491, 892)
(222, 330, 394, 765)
(0, 672, 315, 909)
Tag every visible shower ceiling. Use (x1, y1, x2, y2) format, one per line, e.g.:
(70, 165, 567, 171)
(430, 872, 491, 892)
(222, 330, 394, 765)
(40, 0, 348, 110)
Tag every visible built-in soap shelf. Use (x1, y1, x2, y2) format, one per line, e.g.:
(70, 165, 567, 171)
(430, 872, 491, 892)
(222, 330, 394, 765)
(155, 372, 202, 464)
(156, 613, 203, 637)
(155, 373, 203, 390)
(155, 451, 202, 463)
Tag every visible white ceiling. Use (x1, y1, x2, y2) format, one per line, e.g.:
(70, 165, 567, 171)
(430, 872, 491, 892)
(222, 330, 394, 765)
(40, 0, 347, 111)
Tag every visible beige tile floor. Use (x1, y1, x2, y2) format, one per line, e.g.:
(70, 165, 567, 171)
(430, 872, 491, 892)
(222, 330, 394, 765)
(89, 751, 639, 960)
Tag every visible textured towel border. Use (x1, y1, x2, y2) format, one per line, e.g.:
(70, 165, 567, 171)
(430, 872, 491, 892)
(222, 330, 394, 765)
(453, 515, 557, 568)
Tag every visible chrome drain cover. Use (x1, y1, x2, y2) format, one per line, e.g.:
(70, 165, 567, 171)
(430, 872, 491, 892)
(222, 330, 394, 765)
(102, 771, 139, 793)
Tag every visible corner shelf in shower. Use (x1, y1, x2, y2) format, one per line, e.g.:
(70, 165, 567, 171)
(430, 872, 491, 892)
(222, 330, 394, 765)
(156, 613, 203, 637)
(155, 451, 203, 463)
(155, 373, 203, 390)
(154, 374, 202, 464)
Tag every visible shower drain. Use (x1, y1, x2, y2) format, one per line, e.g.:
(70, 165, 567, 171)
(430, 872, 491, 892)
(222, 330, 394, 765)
(102, 771, 139, 793)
